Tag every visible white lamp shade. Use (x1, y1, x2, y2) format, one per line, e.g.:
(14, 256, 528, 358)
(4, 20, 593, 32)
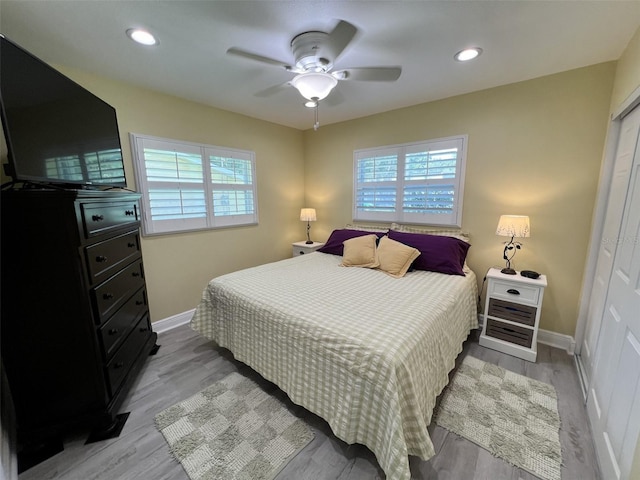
(300, 208, 317, 222)
(496, 215, 530, 238)
(291, 73, 338, 101)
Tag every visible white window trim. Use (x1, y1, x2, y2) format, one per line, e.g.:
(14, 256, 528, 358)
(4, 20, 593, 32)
(353, 134, 467, 227)
(129, 133, 258, 236)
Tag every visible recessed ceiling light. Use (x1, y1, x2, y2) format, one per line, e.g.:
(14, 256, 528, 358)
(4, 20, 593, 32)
(454, 47, 482, 62)
(126, 28, 158, 46)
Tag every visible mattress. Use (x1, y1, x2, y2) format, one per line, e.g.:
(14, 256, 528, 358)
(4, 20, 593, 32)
(191, 251, 478, 480)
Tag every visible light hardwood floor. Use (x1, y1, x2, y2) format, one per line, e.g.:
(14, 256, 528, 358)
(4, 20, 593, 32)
(18, 325, 601, 480)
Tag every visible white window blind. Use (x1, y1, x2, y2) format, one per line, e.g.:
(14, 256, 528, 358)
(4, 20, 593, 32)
(353, 135, 467, 226)
(130, 134, 258, 235)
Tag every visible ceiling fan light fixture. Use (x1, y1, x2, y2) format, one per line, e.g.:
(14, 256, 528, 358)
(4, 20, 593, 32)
(291, 72, 338, 101)
(454, 47, 482, 62)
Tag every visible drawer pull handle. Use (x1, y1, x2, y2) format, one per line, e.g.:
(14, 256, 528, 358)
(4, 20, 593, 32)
(299, 251, 305, 255)
(108, 328, 119, 335)
(96, 255, 108, 263)
(127, 242, 136, 248)
(132, 272, 140, 277)
(103, 293, 114, 300)
(135, 300, 144, 306)
(92, 215, 104, 222)
(125, 210, 134, 216)
(114, 362, 124, 369)
(507, 288, 520, 295)
(139, 327, 148, 333)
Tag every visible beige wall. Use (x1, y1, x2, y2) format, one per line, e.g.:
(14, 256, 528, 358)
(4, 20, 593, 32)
(303, 62, 616, 337)
(610, 26, 640, 112)
(53, 68, 305, 322)
(610, 24, 640, 480)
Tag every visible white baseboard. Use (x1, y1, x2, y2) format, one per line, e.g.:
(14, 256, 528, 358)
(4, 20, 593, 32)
(537, 329, 576, 355)
(477, 313, 576, 355)
(573, 354, 589, 400)
(152, 308, 195, 334)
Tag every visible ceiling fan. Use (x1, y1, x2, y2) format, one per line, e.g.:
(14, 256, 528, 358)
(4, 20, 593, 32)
(227, 20, 402, 109)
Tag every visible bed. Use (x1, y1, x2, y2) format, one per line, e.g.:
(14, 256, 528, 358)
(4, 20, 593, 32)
(191, 230, 478, 480)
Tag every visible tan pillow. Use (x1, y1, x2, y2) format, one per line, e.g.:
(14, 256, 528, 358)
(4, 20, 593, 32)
(376, 236, 420, 278)
(341, 234, 380, 268)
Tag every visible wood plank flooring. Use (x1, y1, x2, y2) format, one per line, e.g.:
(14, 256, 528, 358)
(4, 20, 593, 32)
(18, 325, 601, 480)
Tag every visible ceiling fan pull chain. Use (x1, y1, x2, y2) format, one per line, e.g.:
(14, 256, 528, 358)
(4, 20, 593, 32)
(314, 103, 320, 131)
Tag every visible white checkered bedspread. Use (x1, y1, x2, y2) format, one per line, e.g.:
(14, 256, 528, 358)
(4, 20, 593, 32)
(191, 252, 478, 480)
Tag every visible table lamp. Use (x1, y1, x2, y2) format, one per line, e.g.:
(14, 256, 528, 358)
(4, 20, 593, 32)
(496, 215, 530, 274)
(300, 208, 317, 244)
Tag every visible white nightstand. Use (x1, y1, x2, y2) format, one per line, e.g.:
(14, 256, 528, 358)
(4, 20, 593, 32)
(479, 267, 547, 362)
(292, 241, 325, 257)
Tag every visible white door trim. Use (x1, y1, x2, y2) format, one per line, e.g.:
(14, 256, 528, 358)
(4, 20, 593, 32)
(575, 86, 640, 370)
(575, 120, 621, 355)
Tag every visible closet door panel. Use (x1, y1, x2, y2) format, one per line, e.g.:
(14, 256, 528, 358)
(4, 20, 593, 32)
(582, 106, 640, 383)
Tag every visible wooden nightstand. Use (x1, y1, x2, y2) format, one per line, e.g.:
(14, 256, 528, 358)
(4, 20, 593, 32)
(292, 241, 325, 257)
(291, 242, 324, 257)
(479, 267, 547, 362)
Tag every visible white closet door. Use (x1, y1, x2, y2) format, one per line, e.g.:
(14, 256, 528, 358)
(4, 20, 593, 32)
(587, 104, 640, 480)
(582, 106, 640, 383)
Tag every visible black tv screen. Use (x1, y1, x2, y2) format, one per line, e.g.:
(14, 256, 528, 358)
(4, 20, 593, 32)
(0, 34, 126, 188)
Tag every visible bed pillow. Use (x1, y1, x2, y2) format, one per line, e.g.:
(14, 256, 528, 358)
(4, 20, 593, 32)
(318, 229, 386, 256)
(376, 236, 420, 278)
(341, 234, 380, 268)
(390, 223, 470, 243)
(388, 230, 470, 276)
(345, 223, 390, 233)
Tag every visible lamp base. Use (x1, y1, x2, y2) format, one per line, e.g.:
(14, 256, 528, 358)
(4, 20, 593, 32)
(305, 240, 313, 244)
(501, 267, 517, 275)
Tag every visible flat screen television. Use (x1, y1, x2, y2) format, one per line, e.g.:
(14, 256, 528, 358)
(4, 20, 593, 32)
(0, 34, 126, 188)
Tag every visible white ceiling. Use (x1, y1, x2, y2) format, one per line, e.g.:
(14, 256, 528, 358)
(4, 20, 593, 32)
(1, 1, 639, 130)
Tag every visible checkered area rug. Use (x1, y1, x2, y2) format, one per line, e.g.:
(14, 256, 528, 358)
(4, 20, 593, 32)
(434, 356, 562, 480)
(155, 372, 314, 480)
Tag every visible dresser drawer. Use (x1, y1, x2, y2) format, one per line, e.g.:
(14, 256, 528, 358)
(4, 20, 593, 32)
(98, 288, 147, 360)
(105, 313, 152, 396)
(490, 280, 540, 305)
(486, 319, 533, 348)
(93, 260, 145, 323)
(487, 298, 536, 326)
(85, 230, 141, 285)
(80, 201, 139, 239)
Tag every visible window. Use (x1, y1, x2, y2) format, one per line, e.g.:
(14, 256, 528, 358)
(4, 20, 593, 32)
(130, 134, 258, 235)
(353, 135, 467, 227)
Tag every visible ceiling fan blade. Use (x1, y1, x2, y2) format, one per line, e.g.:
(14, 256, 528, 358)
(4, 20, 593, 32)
(333, 67, 402, 82)
(227, 47, 294, 70)
(254, 82, 291, 98)
(324, 20, 357, 62)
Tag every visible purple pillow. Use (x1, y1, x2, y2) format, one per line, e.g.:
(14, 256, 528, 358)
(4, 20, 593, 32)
(387, 230, 470, 276)
(318, 229, 386, 256)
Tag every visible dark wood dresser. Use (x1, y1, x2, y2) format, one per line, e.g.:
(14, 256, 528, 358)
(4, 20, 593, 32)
(1, 188, 158, 465)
